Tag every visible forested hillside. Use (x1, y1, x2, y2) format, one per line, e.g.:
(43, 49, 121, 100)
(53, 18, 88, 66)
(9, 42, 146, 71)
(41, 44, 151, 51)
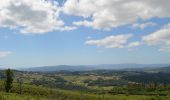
(0, 68, 170, 100)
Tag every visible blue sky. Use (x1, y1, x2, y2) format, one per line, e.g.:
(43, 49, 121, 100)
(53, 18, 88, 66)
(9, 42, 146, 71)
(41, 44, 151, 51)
(0, 0, 170, 68)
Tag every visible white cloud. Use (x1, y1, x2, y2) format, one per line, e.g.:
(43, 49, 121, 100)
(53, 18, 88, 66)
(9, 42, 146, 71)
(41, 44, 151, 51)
(86, 34, 142, 50)
(57, 26, 77, 31)
(127, 41, 141, 48)
(1, 0, 169, 34)
(63, 0, 170, 30)
(86, 34, 133, 48)
(0, 0, 76, 34)
(143, 23, 170, 51)
(73, 21, 93, 28)
(132, 22, 157, 29)
(126, 41, 141, 51)
(0, 51, 12, 58)
(62, 0, 96, 18)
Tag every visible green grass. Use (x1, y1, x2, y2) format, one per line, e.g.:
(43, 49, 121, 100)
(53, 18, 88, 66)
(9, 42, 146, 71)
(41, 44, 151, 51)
(0, 91, 170, 100)
(0, 92, 48, 100)
(0, 79, 170, 100)
(7, 84, 170, 100)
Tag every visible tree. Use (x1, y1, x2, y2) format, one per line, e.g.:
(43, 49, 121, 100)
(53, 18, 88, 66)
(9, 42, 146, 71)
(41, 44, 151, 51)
(5, 68, 13, 92)
(17, 77, 23, 94)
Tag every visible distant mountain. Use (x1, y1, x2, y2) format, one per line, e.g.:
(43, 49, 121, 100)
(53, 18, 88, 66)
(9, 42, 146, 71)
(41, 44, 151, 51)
(95, 64, 170, 70)
(19, 65, 96, 72)
(18, 64, 170, 72)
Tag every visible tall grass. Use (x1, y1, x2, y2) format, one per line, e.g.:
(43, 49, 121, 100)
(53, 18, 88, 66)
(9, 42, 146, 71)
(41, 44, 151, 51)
(0, 80, 169, 100)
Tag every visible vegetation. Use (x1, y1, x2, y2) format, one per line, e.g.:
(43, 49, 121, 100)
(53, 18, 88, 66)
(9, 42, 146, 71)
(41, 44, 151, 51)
(5, 69, 13, 93)
(0, 69, 170, 99)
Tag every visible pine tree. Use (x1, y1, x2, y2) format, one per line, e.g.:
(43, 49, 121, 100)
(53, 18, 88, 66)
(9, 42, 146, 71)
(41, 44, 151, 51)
(5, 68, 13, 92)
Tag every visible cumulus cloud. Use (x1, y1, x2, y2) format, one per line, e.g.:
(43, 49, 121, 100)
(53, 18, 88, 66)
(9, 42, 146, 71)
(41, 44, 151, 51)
(63, 0, 170, 30)
(0, 0, 76, 34)
(132, 22, 157, 29)
(1, 0, 169, 34)
(0, 51, 12, 58)
(86, 34, 133, 48)
(142, 23, 170, 51)
(88, 22, 170, 51)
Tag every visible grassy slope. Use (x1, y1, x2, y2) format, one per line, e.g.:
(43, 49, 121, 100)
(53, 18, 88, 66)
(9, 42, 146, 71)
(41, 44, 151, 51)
(0, 92, 47, 100)
(0, 91, 170, 100)
(1, 71, 170, 100)
(0, 81, 169, 100)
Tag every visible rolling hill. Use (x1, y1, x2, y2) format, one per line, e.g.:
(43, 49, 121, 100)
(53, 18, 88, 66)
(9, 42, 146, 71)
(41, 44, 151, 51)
(18, 64, 170, 72)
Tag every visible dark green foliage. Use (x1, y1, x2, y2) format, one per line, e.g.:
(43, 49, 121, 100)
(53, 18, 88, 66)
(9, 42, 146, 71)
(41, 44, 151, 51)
(31, 77, 89, 91)
(86, 78, 127, 86)
(0, 69, 170, 100)
(16, 78, 23, 94)
(5, 69, 13, 93)
(122, 72, 170, 84)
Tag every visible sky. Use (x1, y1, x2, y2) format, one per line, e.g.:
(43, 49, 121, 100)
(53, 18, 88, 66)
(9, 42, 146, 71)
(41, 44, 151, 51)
(0, 0, 170, 68)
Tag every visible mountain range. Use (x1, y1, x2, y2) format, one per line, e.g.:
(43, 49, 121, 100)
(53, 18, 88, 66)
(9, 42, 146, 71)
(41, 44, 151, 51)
(18, 64, 170, 72)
